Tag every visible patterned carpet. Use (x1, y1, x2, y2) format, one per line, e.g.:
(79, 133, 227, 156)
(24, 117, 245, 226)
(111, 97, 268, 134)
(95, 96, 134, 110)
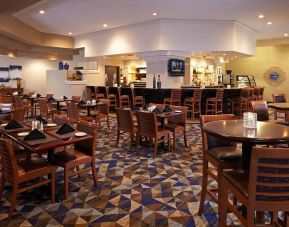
(0, 117, 238, 226)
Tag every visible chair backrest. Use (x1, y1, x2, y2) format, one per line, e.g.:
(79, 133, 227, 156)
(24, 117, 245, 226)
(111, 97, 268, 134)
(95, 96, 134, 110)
(253, 87, 261, 96)
(98, 99, 110, 114)
(171, 89, 181, 100)
(116, 108, 134, 132)
(241, 88, 251, 98)
(46, 94, 53, 99)
(72, 96, 81, 102)
(193, 89, 202, 101)
(248, 147, 289, 211)
(136, 111, 157, 137)
(74, 121, 97, 156)
(168, 105, 187, 126)
(250, 101, 269, 121)
(259, 87, 265, 100)
(117, 87, 122, 98)
(215, 89, 224, 100)
(53, 114, 69, 125)
(0, 138, 18, 181)
(12, 107, 26, 122)
(13, 96, 24, 108)
(38, 98, 48, 118)
(272, 93, 286, 103)
(66, 101, 79, 121)
(105, 87, 110, 98)
(200, 114, 236, 151)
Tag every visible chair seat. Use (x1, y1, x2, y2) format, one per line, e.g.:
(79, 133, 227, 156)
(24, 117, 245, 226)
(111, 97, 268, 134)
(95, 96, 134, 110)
(54, 149, 91, 165)
(207, 146, 242, 161)
(222, 170, 249, 197)
(14, 144, 30, 159)
(18, 157, 51, 176)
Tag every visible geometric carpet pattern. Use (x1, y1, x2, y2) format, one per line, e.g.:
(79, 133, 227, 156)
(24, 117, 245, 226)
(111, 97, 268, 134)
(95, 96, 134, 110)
(0, 117, 239, 226)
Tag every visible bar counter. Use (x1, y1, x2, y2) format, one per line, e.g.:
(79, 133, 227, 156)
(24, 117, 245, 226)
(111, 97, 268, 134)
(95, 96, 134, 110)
(86, 86, 242, 114)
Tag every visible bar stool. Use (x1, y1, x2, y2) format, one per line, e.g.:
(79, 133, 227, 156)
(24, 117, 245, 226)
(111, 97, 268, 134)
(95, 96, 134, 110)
(105, 87, 117, 110)
(184, 88, 202, 119)
(232, 87, 251, 116)
(118, 87, 130, 109)
(131, 88, 144, 107)
(94, 86, 105, 101)
(163, 89, 181, 106)
(205, 89, 224, 115)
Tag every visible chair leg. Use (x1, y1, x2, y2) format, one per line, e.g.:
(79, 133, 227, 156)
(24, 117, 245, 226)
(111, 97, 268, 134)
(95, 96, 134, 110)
(64, 167, 69, 200)
(0, 177, 5, 198)
(153, 138, 157, 158)
(51, 168, 55, 203)
(91, 161, 98, 186)
(106, 117, 110, 130)
(173, 131, 176, 150)
(198, 159, 208, 215)
(219, 177, 228, 226)
(167, 134, 170, 152)
(129, 132, 134, 149)
(184, 130, 187, 147)
(9, 183, 18, 219)
(116, 130, 120, 147)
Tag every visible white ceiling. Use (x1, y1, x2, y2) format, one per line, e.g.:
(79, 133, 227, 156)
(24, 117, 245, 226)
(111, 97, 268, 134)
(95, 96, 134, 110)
(13, 0, 289, 40)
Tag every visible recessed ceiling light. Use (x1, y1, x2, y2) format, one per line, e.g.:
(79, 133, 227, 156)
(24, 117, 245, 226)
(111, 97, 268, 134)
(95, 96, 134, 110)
(284, 33, 289, 37)
(152, 12, 158, 16)
(267, 21, 272, 25)
(39, 10, 45, 14)
(68, 32, 72, 35)
(223, 53, 226, 56)
(258, 14, 264, 19)
(103, 24, 108, 28)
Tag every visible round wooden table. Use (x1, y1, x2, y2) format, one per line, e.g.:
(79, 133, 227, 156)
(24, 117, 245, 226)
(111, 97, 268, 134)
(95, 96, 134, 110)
(203, 119, 289, 170)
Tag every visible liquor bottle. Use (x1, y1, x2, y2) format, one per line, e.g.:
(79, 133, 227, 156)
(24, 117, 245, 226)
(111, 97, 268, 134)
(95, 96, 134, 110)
(153, 74, 156, 88)
(157, 75, 161, 89)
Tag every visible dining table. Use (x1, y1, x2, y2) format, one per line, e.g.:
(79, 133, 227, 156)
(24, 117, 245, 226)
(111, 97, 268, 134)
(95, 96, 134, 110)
(268, 102, 289, 121)
(203, 119, 289, 170)
(0, 121, 93, 163)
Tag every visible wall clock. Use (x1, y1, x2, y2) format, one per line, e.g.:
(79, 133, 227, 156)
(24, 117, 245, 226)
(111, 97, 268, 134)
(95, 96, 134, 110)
(263, 67, 285, 86)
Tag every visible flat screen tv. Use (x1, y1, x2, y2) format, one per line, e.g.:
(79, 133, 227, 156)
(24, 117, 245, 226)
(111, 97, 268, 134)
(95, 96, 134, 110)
(168, 59, 185, 76)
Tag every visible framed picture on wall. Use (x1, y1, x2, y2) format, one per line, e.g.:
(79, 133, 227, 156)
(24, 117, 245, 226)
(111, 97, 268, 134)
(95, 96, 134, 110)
(9, 65, 22, 79)
(0, 67, 10, 82)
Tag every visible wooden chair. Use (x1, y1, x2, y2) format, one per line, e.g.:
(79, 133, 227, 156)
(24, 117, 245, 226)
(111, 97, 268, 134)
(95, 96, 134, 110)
(131, 88, 144, 108)
(94, 86, 105, 101)
(259, 87, 265, 100)
(205, 89, 224, 114)
(54, 121, 98, 200)
(184, 88, 202, 119)
(118, 87, 130, 109)
(105, 87, 117, 110)
(198, 114, 242, 215)
(135, 111, 170, 158)
(219, 147, 289, 226)
(66, 101, 94, 123)
(253, 87, 261, 101)
(38, 98, 58, 120)
(232, 87, 251, 115)
(164, 89, 181, 106)
(72, 96, 81, 102)
(165, 105, 188, 150)
(0, 138, 55, 218)
(272, 93, 287, 120)
(116, 108, 136, 148)
(11, 107, 26, 122)
(53, 114, 70, 125)
(13, 95, 32, 117)
(95, 99, 110, 130)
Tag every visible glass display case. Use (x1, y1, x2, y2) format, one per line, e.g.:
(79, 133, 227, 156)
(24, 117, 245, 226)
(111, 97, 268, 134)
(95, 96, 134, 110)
(236, 75, 256, 87)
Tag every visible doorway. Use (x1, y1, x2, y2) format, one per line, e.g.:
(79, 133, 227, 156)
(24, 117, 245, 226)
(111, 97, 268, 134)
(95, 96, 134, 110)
(105, 66, 120, 86)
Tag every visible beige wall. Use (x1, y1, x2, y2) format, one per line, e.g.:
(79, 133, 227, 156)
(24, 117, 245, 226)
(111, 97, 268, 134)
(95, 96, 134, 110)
(225, 44, 289, 101)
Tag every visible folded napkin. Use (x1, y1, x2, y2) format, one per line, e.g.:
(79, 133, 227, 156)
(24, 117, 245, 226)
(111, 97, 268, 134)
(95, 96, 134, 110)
(153, 107, 162, 114)
(36, 93, 41, 98)
(63, 96, 68, 100)
(24, 129, 46, 141)
(4, 119, 23, 130)
(78, 100, 86, 105)
(36, 116, 48, 124)
(163, 105, 172, 113)
(47, 96, 56, 102)
(56, 123, 75, 135)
